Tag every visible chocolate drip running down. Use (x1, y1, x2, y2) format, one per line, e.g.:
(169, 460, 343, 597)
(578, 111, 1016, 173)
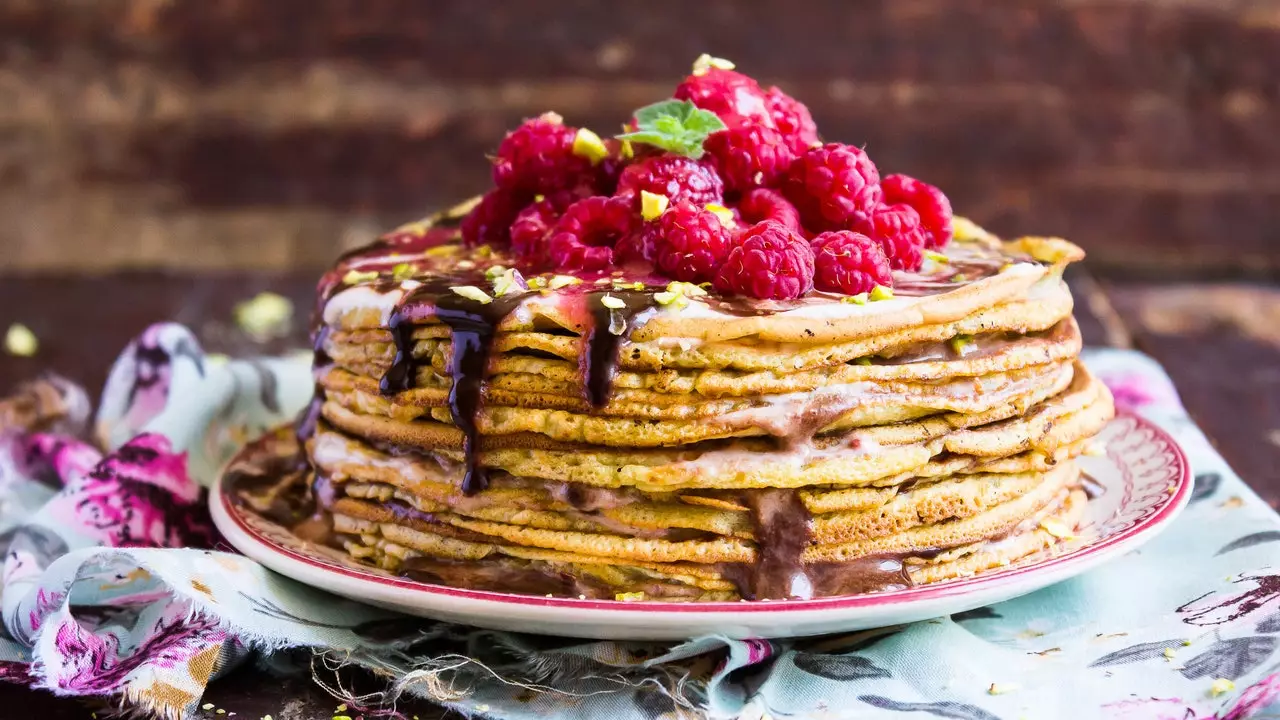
(581, 289, 655, 407)
(379, 278, 525, 496)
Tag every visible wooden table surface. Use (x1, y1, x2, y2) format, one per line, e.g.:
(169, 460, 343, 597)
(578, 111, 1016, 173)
(0, 270, 1277, 718)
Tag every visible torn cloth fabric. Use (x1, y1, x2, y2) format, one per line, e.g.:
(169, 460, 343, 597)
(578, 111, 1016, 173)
(0, 323, 1277, 719)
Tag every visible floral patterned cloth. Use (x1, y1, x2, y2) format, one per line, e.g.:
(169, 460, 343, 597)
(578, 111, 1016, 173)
(0, 324, 1277, 719)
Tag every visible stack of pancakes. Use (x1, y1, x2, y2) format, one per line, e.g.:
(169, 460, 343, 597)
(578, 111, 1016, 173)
(288, 206, 1113, 602)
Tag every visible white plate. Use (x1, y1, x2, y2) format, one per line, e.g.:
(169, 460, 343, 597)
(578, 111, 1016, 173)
(211, 412, 1190, 640)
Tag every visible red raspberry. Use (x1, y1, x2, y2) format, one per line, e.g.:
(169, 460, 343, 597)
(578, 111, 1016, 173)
(545, 196, 637, 273)
(460, 188, 530, 248)
(853, 203, 927, 272)
(615, 155, 724, 208)
(492, 114, 594, 194)
(737, 188, 804, 236)
(632, 201, 733, 283)
(510, 191, 577, 267)
(713, 221, 815, 300)
(765, 86, 819, 154)
(704, 125, 795, 194)
(782, 143, 882, 233)
(882, 174, 953, 248)
(811, 231, 892, 295)
(674, 68, 773, 128)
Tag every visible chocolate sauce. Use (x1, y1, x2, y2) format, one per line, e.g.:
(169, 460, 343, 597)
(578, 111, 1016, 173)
(1081, 472, 1105, 499)
(581, 290, 653, 407)
(741, 489, 815, 599)
(400, 556, 614, 598)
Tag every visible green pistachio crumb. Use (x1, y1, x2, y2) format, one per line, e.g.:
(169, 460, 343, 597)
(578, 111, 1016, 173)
(692, 53, 735, 75)
(342, 269, 379, 285)
(842, 293, 869, 305)
(451, 285, 493, 304)
(924, 249, 949, 264)
(600, 294, 625, 310)
(391, 263, 417, 281)
(484, 265, 509, 280)
(572, 128, 609, 165)
(854, 357, 872, 366)
(869, 285, 894, 301)
(4, 323, 37, 357)
(640, 190, 669, 221)
(549, 275, 583, 290)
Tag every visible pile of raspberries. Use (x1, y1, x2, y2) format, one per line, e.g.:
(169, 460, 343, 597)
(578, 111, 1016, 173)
(461, 59, 952, 300)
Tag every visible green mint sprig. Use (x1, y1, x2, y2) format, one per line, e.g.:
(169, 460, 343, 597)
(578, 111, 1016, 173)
(616, 99, 727, 159)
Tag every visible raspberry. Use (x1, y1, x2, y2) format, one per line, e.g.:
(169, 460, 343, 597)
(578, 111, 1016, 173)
(492, 114, 594, 194)
(811, 231, 892, 295)
(615, 155, 724, 208)
(737, 188, 803, 236)
(853, 203, 927, 272)
(765, 86, 820, 154)
(704, 125, 795, 194)
(461, 188, 530, 248)
(713, 221, 815, 300)
(545, 196, 637, 273)
(633, 201, 733, 283)
(882, 174, 953, 248)
(510, 191, 577, 268)
(782, 143, 882, 233)
(674, 68, 772, 128)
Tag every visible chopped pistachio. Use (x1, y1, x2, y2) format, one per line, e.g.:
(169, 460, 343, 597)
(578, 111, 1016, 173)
(640, 190, 670, 221)
(202, 705, 215, 711)
(613, 280, 645, 291)
(391, 263, 418, 281)
(1209, 678, 1234, 697)
(952, 216, 997, 243)
(924, 249, 949, 264)
(705, 203, 736, 227)
(608, 310, 627, 336)
(619, 138, 634, 160)
(1000, 262, 1014, 272)
(949, 334, 974, 356)
(492, 268, 527, 297)
(653, 290, 686, 308)
(526, 276, 548, 290)
(572, 128, 609, 164)
(533, 194, 545, 203)
(987, 682, 1018, 695)
(474, 244, 493, 258)
(484, 264, 509, 281)
(455, 259, 476, 270)
(692, 53, 735, 75)
(425, 244, 459, 257)
(951, 273, 968, 283)
(615, 591, 645, 602)
(548, 275, 582, 290)
(4, 323, 37, 357)
(336, 705, 347, 713)
(1039, 518, 1074, 540)
(450, 285, 493, 304)
(600, 294, 625, 310)
(869, 285, 894, 301)
(667, 281, 706, 297)
(854, 357, 872, 366)
(842, 293, 869, 305)
(342, 269, 379, 285)
(1182, 639, 1193, 646)
(234, 292, 294, 341)
(1163, 648, 1177, 660)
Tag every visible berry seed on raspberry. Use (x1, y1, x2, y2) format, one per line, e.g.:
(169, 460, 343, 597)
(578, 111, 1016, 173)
(852, 203, 928, 272)
(811, 231, 892, 296)
(492, 113, 596, 195)
(713, 220, 815, 300)
(545, 196, 637, 273)
(882, 174, 954, 248)
(616, 155, 725, 208)
(704, 124, 795, 194)
(737, 188, 804, 236)
(782, 143, 883, 233)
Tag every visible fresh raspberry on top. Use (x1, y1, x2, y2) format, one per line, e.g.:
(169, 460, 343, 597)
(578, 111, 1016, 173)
(704, 125, 795, 194)
(615, 155, 725, 208)
(545, 196, 637, 273)
(782, 143, 883, 233)
(737, 188, 804, 236)
(882, 174, 953, 248)
(713, 221, 815, 300)
(674, 67, 772, 128)
(853, 203, 927, 272)
(633, 201, 733, 283)
(810, 231, 892, 295)
(492, 113, 595, 194)
(510, 191, 578, 267)
(765, 86, 820, 153)
(460, 187, 530, 248)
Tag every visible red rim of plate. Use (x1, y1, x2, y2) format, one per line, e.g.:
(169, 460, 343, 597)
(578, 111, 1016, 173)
(219, 410, 1190, 614)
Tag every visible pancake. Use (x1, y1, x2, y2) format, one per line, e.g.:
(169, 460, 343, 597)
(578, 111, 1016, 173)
(223, 132, 1112, 601)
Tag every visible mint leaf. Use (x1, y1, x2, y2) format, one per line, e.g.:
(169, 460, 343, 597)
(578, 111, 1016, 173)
(618, 99, 727, 159)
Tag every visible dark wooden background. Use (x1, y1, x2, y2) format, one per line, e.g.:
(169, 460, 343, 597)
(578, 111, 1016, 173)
(1, 1, 1279, 716)
(1, 0, 1279, 275)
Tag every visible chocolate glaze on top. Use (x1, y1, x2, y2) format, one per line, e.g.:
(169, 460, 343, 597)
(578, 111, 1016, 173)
(581, 289, 654, 406)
